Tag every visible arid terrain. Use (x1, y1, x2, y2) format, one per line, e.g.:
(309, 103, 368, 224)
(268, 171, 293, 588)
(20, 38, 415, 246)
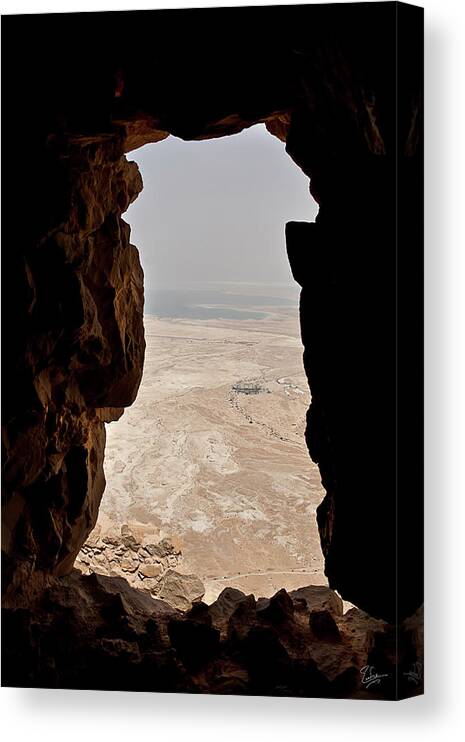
(78, 299, 327, 604)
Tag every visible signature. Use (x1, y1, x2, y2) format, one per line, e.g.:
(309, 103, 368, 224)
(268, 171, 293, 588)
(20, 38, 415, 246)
(360, 665, 389, 689)
(403, 662, 423, 685)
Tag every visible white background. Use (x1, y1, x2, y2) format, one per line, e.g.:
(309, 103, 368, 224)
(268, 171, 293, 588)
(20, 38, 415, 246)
(1, 0, 464, 739)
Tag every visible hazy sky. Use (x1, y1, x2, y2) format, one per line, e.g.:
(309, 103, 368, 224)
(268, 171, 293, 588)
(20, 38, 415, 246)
(124, 124, 318, 288)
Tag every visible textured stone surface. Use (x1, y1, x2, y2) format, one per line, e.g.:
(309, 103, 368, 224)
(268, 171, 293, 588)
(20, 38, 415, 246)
(2, 136, 145, 600)
(1, 572, 423, 698)
(75, 523, 183, 596)
(289, 585, 344, 617)
(2, 3, 422, 635)
(157, 569, 206, 612)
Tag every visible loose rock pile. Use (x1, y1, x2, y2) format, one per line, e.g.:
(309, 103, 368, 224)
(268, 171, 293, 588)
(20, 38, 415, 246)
(75, 523, 205, 611)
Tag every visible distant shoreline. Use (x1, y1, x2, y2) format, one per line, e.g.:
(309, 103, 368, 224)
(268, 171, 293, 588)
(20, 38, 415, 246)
(143, 286, 299, 321)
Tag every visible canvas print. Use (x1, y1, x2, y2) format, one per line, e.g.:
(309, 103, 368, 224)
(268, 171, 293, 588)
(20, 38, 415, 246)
(1, 2, 424, 700)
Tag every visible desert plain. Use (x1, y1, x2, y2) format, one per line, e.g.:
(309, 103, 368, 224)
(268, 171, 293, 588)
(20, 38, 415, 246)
(83, 298, 328, 603)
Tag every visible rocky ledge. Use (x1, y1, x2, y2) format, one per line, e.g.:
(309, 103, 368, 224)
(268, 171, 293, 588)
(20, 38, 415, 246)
(1, 571, 423, 699)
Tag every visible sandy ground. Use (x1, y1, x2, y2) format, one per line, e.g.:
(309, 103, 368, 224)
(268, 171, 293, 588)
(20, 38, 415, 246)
(98, 309, 327, 602)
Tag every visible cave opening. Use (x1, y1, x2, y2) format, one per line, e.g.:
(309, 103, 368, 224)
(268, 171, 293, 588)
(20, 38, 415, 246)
(1, 4, 424, 696)
(76, 124, 327, 610)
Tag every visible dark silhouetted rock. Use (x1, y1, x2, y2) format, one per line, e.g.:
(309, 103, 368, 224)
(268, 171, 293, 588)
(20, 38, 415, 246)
(257, 588, 294, 624)
(209, 587, 251, 637)
(0, 571, 423, 697)
(168, 618, 220, 671)
(309, 610, 342, 643)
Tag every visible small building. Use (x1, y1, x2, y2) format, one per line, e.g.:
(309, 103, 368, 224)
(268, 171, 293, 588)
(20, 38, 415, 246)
(232, 381, 263, 395)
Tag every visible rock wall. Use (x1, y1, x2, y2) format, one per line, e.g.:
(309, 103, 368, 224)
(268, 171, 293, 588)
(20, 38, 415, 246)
(1, 571, 423, 698)
(2, 2, 423, 636)
(2, 133, 145, 599)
